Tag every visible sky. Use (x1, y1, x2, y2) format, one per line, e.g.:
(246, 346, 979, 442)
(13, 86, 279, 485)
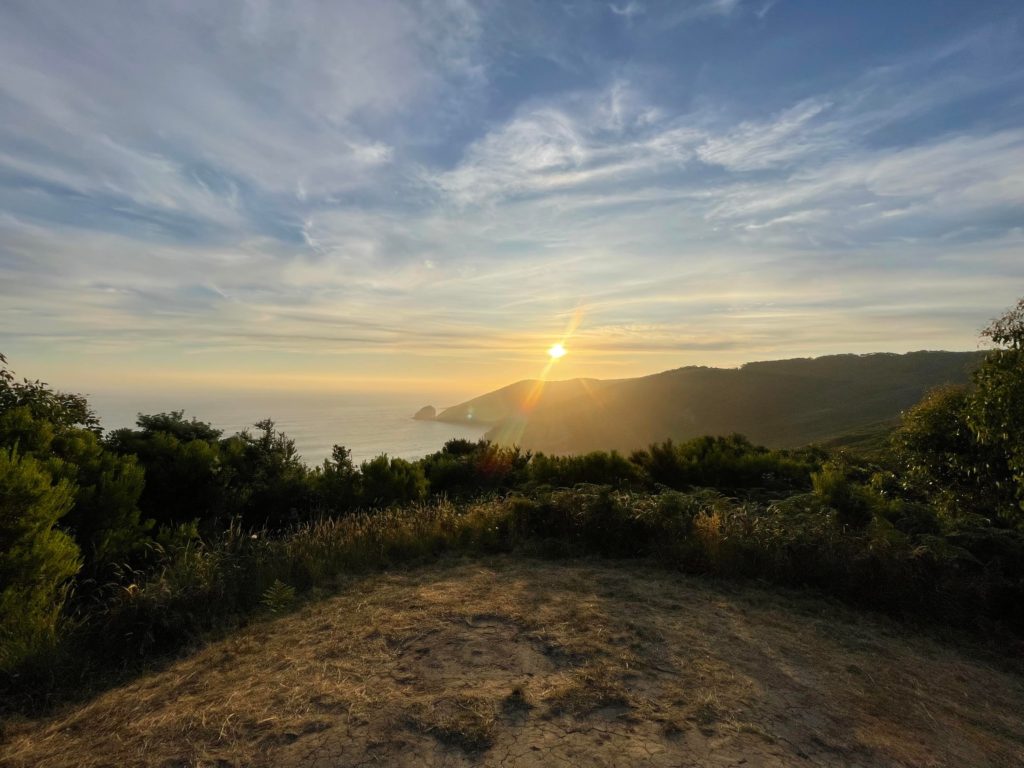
(1, 0, 1023, 399)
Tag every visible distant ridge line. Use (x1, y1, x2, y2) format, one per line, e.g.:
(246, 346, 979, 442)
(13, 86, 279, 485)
(435, 350, 985, 454)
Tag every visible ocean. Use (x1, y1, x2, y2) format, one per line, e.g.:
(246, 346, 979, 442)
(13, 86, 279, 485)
(87, 391, 489, 466)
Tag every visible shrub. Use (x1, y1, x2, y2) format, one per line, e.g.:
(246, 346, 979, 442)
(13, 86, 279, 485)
(967, 342, 1024, 519)
(219, 419, 312, 528)
(640, 489, 726, 566)
(422, 450, 478, 497)
(106, 412, 224, 530)
(359, 455, 427, 508)
(0, 448, 81, 675)
(528, 451, 640, 488)
(312, 445, 359, 513)
(891, 385, 1012, 520)
(422, 440, 530, 498)
(574, 487, 650, 557)
(261, 580, 297, 613)
(631, 435, 818, 493)
(812, 462, 875, 530)
(507, 495, 572, 548)
(0, 404, 150, 573)
(51, 428, 150, 569)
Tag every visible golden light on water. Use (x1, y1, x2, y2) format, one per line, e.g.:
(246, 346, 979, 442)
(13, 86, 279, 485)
(547, 343, 567, 359)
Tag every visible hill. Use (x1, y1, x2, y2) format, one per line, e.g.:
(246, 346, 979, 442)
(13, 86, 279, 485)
(437, 351, 985, 454)
(4, 558, 1022, 767)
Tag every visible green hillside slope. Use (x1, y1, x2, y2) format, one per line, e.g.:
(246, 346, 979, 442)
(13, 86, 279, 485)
(437, 351, 985, 453)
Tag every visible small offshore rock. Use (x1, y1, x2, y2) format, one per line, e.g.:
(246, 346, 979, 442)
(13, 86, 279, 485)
(413, 405, 436, 421)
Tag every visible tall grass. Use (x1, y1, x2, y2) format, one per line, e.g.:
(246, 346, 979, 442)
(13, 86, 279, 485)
(6, 486, 1024, 712)
(76, 501, 509, 665)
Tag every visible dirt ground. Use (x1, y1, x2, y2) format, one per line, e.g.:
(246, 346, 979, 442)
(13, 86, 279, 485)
(3, 557, 1024, 767)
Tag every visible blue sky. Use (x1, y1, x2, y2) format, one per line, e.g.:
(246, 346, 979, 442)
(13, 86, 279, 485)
(1, 0, 1022, 396)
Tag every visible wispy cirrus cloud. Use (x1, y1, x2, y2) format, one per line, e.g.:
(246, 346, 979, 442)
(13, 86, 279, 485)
(1, 1, 1023, 393)
(0, 1, 483, 224)
(695, 99, 835, 171)
(431, 55, 1024, 255)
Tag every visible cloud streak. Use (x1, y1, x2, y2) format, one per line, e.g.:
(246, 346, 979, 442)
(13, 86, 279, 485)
(1, 1, 1023, 393)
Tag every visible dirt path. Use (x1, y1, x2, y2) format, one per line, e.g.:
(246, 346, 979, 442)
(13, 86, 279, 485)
(4, 557, 1024, 767)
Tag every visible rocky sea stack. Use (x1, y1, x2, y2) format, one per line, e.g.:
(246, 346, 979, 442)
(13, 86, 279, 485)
(412, 405, 436, 421)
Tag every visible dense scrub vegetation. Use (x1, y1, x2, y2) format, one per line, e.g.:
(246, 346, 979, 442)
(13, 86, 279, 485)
(2, 297, 1024, 712)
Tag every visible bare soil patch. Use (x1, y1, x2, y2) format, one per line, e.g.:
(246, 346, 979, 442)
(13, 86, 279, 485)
(3, 557, 1024, 767)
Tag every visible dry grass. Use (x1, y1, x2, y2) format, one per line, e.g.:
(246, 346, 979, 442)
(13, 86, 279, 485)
(3, 556, 1024, 767)
(407, 695, 498, 753)
(540, 664, 632, 718)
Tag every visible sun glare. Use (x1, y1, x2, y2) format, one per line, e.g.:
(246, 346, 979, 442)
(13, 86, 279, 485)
(548, 343, 567, 359)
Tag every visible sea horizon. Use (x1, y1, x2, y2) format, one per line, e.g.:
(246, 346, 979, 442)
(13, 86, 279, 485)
(87, 390, 489, 467)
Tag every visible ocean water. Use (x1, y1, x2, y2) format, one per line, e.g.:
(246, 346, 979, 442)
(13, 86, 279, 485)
(87, 391, 488, 466)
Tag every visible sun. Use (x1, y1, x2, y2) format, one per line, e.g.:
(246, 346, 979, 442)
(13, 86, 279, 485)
(547, 343, 567, 359)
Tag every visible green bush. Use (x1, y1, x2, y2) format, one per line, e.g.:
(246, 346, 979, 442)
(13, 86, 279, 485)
(106, 412, 224, 531)
(0, 448, 81, 675)
(219, 419, 312, 528)
(967, 314, 1024, 520)
(812, 462, 875, 530)
(527, 450, 640, 488)
(261, 580, 297, 613)
(311, 445, 359, 513)
(421, 440, 530, 498)
(640, 489, 726, 566)
(890, 385, 1012, 520)
(359, 455, 427, 508)
(0, 401, 150, 573)
(507, 494, 574, 549)
(630, 435, 819, 493)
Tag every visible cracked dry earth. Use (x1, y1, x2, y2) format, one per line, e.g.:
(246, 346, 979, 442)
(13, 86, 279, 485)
(4, 558, 1024, 767)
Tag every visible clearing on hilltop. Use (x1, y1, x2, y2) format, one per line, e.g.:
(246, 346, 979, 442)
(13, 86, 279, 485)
(4, 559, 1023, 768)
